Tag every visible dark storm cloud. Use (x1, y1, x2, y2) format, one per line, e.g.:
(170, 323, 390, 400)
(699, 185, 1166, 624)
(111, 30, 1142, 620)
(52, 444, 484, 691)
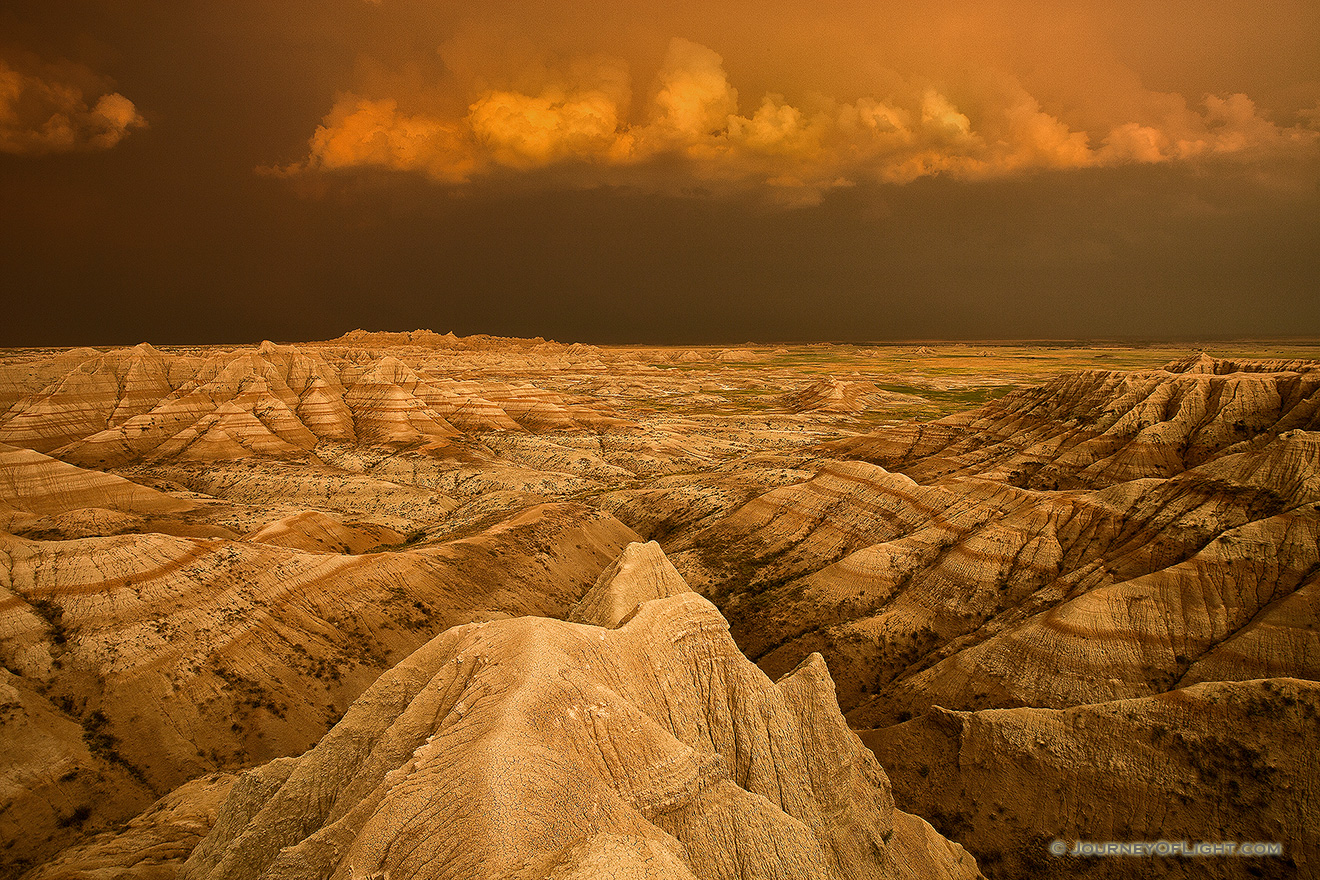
(0, 52, 146, 155)
(0, 0, 1317, 344)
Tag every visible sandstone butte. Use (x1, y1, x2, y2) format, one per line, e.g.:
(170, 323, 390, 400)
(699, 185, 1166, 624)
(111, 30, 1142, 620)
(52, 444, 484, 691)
(0, 337, 1316, 878)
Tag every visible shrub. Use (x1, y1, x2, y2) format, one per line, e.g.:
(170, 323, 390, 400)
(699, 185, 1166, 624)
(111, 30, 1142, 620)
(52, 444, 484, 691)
(56, 805, 92, 828)
(30, 598, 68, 646)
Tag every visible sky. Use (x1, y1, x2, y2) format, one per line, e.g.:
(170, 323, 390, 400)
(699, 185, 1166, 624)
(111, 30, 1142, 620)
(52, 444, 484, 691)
(2, 0, 1318, 345)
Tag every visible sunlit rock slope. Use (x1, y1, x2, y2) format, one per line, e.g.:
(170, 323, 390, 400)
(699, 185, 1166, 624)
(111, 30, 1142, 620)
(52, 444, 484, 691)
(180, 542, 981, 880)
(625, 358, 1320, 725)
(4, 339, 1318, 879)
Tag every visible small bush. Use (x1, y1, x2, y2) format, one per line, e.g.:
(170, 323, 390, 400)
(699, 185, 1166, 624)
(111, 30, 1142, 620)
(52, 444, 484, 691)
(31, 599, 69, 646)
(56, 805, 91, 828)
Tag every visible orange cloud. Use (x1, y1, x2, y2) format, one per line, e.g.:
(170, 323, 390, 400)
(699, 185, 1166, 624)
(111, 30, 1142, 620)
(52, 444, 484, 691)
(0, 59, 146, 155)
(1098, 92, 1316, 165)
(647, 39, 739, 145)
(469, 87, 625, 167)
(280, 38, 1320, 201)
(289, 96, 475, 182)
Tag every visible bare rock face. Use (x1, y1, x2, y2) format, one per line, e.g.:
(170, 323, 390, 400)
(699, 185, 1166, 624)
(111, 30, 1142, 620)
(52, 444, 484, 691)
(0, 443, 194, 521)
(0, 502, 637, 867)
(566, 539, 691, 627)
(640, 362, 1320, 729)
(872, 497, 1320, 718)
(1162, 351, 1320, 375)
(242, 510, 403, 554)
(603, 357, 1320, 875)
(6, 341, 1318, 879)
(180, 543, 981, 880)
(826, 358, 1320, 488)
(19, 773, 236, 880)
(0, 441, 210, 542)
(0, 345, 171, 453)
(861, 679, 1319, 879)
(0, 348, 101, 419)
(0, 344, 621, 468)
(0, 669, 157, 873)
(786, 378, 925, 415)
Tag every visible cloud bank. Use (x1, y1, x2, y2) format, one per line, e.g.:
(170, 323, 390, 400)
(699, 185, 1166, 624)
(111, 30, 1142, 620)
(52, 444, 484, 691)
(280, 38, 1318, 201)
(0, 58, 146, 155)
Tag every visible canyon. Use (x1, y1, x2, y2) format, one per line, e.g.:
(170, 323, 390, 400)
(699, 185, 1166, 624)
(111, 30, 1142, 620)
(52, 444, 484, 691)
(1, 333, 1315, 878)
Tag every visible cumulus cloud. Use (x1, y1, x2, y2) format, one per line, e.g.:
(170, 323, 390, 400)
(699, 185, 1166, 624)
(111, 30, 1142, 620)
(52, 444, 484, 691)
(648, 39, 738, 144)
(281, 37, 1319, 201)
(278, 96, 475, 183)
(0, 58, 146, 155)
(469, 84, 625, 167)
(1098, 92, 1315, 165)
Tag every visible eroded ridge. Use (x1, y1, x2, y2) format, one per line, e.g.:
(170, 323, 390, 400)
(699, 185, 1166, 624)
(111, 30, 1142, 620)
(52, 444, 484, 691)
(4, 340, 1318, 878)
(179, 542, 980, 880)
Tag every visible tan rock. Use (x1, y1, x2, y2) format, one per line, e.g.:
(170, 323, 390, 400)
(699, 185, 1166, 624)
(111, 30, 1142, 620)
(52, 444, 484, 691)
(567, 540, 694, 627)
(0, 503, 638, 870)
(861, 679, 1319, 878)
(181, 545, 980, 880)
(0, 443, 193, 518)
(242, 510, 404, 554)
(0, 669, 155, 874)
(20, 773, 235, 880)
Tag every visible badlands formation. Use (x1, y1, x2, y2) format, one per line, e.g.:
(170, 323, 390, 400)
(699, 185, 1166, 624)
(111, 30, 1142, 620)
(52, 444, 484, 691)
(0, 333, 1316, 878)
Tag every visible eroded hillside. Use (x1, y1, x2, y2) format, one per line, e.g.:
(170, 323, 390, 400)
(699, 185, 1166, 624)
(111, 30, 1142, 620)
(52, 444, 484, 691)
(1, 335, 1316, 878)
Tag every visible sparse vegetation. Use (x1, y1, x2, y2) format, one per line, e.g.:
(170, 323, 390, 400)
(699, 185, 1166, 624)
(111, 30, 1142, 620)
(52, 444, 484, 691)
(214, 665, 290, 719)
(79, 710, 147, 784)
(55, 805, 91, 828)
(30, 599, 68, 646)
(4, 340, 1320, 875)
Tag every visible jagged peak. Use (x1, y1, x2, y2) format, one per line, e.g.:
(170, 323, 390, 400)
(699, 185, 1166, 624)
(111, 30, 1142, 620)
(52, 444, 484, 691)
(352, 355, 424, 387)
(568, 541, 694, 628)
(1162, 352, 1320, 375)
(176, 557, 975, 880)
(775, 651, 839, 708)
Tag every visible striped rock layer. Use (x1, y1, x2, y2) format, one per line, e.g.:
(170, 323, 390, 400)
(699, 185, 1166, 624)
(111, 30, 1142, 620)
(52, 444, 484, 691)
(0, 343, 619, 466)
(180, 542, 981, 880)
